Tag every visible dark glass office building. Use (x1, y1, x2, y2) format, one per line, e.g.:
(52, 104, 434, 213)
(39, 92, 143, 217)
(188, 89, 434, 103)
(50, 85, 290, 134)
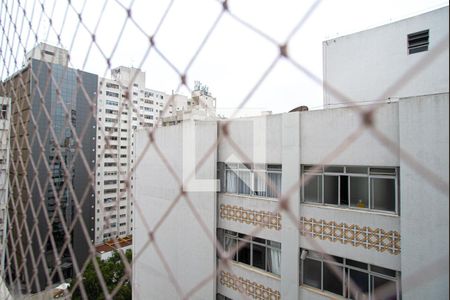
(2, 58, 97, 293)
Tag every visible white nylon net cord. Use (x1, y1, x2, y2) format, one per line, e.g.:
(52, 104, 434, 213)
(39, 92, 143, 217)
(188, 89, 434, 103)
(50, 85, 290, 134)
(0, 0, 448, 299)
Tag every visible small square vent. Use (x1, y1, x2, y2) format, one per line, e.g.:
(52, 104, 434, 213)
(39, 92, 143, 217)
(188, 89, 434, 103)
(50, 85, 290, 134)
(408, 30, 429, 54)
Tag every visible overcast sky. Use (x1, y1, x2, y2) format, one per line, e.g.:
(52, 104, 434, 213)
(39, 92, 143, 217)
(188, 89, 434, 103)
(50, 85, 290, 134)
(1, 0, 448, 115)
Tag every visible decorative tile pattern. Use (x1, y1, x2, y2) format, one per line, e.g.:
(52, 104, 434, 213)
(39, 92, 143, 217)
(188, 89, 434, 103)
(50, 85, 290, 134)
(299, 217, 401, 255)
(220, 204, 281, 230)
(220, 271, 280, 300)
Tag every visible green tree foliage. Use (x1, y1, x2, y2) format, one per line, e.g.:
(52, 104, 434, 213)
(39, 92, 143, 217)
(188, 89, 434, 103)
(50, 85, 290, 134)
(72, 249, 132, 299)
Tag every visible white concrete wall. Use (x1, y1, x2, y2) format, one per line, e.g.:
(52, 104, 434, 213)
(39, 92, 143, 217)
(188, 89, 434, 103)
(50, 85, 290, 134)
(300, 103, 399, 166)
(218, 114, 282, 164)
(26, 43, 69, 66)
(398, 93, 449, 299)
(133, 121, 217, 300)
(280, 112, 301, 300)
(323, 7, 449, 108)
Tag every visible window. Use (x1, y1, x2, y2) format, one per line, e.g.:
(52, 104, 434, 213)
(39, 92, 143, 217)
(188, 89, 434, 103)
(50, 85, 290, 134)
(302, 165, 398, 213)
(105, 100, 119, 106)
(1, 104, 7, 119)
(104, 197, 116, 204)
(105, 109, 118, 115)
(105, 127, 118, 132)
(104, 188, 117, 194)
(219, 163, 282, 198)
(300, 249, 400, 300)
(221, 229, 281, 276)
(408, 30, 429, 54)
(106, 82, 119, 89)
(106, 91, 119, 97)
(104, 162, 117, 167)
(43, 50, 55, 56)
(105, 117, 117, 123)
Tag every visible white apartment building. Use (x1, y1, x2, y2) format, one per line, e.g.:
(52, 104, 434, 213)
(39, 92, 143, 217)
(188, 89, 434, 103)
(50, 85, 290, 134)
(0, 97, 11, 268)
(95, 66, 170, 243)
(95, 68, 217, 244)
(25, 42, 69, 67)
(323, 6, 448, 108)
(134, 93, 449, 300)
(133, 7, 449, 300)
(161, 82, 217, 126)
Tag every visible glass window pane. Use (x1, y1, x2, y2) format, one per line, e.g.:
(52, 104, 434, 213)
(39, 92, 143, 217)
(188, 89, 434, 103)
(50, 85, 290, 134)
(340, 176, 349, 206)
(346, 166, 368, 174)
(371, 265, 397, 277)
(324, 176, 338, 205)
(238, 170, 252, 195)
(254, 171, 266, 197)
(267, 247, 281, 275)
(371, 178, 396, 212)
(224, 236, 237, 261)
(325, 166, 344, 173)
(237, 240, 250, 265)
(323, 255, 343, 264)
(267, 164, 281, 171)
(370, 167, 396, 175)
(372, 275, 397, 300)
(303, 165, 321, 172)
(252, 237, 265, 244)
(346, 259, 368, 270)
(350, 177, 369, 208)
(304, 174, 322, 203)
(302, 259, 321, 289)
(226, 169, 238, 194)
(349, 269, 369, 300)
(238, 233, 250, 240)
(252, 244, 266, 270)
(323, 263, 343, 295)
(267, 172, 281, 198)
(268, 241, 281, 249)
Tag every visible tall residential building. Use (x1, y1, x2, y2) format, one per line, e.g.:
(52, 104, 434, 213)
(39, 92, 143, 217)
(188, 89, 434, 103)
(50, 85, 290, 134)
(0, 97, 11, 268)
(1, 43, 98, 293)
(133, 7, 449, 300)
(323, 6, 448, 108)
(95, 66, 169, 244)
(95, 68, 217, 244)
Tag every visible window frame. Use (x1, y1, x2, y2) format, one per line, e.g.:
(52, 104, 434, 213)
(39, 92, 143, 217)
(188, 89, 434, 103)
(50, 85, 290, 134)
(300, 249, 401, 300)
(301, 165, 399, 214)
(223, 230, 281, 276)
(221, 163, 282, 199)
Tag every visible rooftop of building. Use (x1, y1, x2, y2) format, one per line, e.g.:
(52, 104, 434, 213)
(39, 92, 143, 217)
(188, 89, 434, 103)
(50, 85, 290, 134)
(323, 5, 448, 43)
(95, 235, 132, 254)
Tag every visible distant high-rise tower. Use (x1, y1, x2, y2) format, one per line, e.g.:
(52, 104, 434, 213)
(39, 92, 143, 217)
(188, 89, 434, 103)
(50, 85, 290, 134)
(95, 66, 169, 244)
(1, 43, 98, 293)
(0, 97, 11, 270)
